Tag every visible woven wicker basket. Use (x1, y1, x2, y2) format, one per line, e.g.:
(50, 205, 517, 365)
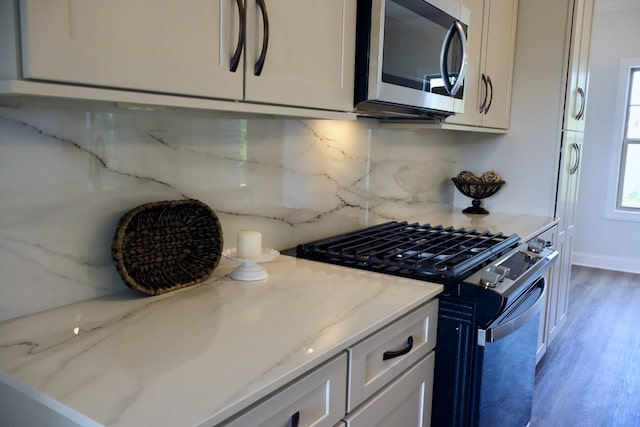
(111, 199, 223, 295)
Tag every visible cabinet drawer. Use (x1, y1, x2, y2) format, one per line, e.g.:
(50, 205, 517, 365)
(344, 352, 435, 427)
(347, 300, 438, 411)
(222, 353, 347, 427)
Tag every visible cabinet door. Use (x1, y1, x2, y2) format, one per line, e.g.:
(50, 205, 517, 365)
(244, 0, 356, 111)
(222, 353, 347, 427)
(556, 131, 583, 233)
(479, 0, 518, 129)
(547, 229, 571, 346)
(564, 0, 594, 131)
(535, 225, 558, 364)
(344, 353, 435, 427)
(549, 131, 582, 346)
(443, 0, 517, 130)
(347, 300, 438, 412)
(19, 0, 243, 100)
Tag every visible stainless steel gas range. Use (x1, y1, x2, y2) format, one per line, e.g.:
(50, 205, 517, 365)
(287, 221, 558, 427)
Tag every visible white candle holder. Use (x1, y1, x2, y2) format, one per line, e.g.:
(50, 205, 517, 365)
(222, 248, 280, 281)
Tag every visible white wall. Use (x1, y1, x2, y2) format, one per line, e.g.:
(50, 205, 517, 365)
(572, 3, 640, 273)
(454, 0, 570, 217)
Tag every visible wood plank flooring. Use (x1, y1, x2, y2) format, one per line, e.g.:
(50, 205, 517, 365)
(531, 265, 640, 427)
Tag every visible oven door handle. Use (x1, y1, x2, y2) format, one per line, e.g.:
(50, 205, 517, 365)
(478, 279, 546, 346)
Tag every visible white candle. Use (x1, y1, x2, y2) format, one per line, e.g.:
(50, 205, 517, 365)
(237, 230, 262, 259)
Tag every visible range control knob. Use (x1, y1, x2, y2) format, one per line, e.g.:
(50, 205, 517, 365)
(493, 265, 510, 281)
(527, 238, 545, 254)
(479, 269, 500, 288)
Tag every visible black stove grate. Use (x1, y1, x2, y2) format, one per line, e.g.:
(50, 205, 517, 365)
(295, 221, 520, 283)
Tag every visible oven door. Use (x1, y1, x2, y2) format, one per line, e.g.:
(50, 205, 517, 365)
(471, 278, 546, 427)
(355, 0, 470, 117)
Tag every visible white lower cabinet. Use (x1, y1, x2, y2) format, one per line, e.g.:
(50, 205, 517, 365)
(345, 300, 438, 427)
(534, 225, 559, 364)
(347, 300, 438, 411)
(222, 299, 439, 427)
(343, 353, 435, 427)
(222, 353, 347, 427)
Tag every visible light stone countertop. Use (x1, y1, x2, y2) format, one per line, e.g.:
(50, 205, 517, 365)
(0, 255, 442, 427)
(0, 211, 556, 427)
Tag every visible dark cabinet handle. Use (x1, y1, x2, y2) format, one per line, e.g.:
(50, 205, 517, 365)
(479, 74, 488, 113)
(576, 87, 586, 120)
(383, 336, 414, 361)
(290, 410, 300, 427)
(254, 0, 269, 76)
(483, 74, 493, 114)
(569, 141, 581, 175)
(230, 0, 246, 72)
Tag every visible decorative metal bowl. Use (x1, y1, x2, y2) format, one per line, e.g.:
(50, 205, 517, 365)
(452, 177, 505, 214)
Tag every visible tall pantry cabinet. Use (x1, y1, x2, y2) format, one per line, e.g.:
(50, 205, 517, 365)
(546, 0, 593, 348)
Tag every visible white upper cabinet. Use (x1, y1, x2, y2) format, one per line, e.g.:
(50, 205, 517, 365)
(20, 0, 244, 100)
(10, 0, 356, 115)
(445, 0, 518, 131)
(480, 0, 518, 129)
(563, 0, 593, 131)
(244, 0, 355, 111)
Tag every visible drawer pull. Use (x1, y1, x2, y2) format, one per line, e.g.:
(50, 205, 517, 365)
(290, 410, 300, 427)
(382, 336, 414, 361)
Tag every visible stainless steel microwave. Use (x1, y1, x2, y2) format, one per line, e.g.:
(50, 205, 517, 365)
(354, 0, 470, 120)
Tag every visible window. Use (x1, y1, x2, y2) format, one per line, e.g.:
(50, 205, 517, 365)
(606, 59, 640, 221)
(618, 68, 640, 209)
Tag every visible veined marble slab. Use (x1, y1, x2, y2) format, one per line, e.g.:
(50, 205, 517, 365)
(0, 255, 442, 427)
(0, 106, 456, 320)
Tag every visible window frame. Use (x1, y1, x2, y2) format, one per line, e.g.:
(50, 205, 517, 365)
(605, 57, 640, 222)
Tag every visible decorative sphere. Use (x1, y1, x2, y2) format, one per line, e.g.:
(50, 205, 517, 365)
(481, 171, 501, 183)
(457, 170, 480, 182)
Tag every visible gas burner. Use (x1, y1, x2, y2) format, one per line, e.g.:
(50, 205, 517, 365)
(294, 221, 520, 282)
(394, 250, 450, 260)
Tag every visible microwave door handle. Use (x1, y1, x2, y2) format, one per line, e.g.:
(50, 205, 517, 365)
(440, 21, 468, 96)
(450, 21, 468, 96)
(440, 22, 456, 95)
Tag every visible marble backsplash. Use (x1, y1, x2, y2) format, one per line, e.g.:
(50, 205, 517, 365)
(0, 106, 457, 321)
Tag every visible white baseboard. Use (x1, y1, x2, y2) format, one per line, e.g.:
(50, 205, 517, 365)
(572, 251, 640, 274)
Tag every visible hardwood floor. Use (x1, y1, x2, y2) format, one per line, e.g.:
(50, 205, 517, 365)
(531, 265, 640, 427)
